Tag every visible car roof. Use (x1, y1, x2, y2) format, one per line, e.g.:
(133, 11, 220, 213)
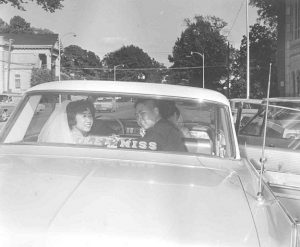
(27, 80, 230, 106)
(230, 98, 262, 103)
(263, 97, 300, 103)
(0, 93, 22, 97)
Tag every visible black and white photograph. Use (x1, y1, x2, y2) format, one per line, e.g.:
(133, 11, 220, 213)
(0, 0, 299, 246)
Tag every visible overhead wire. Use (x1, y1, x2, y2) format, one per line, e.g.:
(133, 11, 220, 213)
(227, 0, 245, 37)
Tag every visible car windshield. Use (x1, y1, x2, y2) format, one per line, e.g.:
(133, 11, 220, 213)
(1, 91, 235, 158)
(240, 103, 300, 143)
(0, 95, 10, 102)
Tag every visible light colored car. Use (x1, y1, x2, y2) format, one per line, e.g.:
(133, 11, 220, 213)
(94, 97, 117, 112)
(236, 97, 300, 224)
(0, 93, 22, 121)
(0, 81, 297, 247)
(230, 98, 262, 124)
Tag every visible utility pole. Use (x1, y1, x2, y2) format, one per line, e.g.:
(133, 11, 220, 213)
(58, 32, 77, 81)
(227, 41, 230, 98)
(7, 39, 14, 92)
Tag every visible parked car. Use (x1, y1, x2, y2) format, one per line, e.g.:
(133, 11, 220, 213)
(230, 98, 261, 124)
(94, 96, 117, 112)
(235, 97, 300, 223)
(0, 81, 297, 247)
(0, 93, 22, 121)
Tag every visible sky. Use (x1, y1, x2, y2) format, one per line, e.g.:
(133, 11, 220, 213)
(0, 0, 258, 66)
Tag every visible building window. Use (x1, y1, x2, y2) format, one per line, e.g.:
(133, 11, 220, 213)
(15, 74, 21, 89)
(39, 54, 47, 69)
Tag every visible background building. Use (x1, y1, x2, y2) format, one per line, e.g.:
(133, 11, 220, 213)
(0, 33, 58, 94)
(278, 0, 300, 96)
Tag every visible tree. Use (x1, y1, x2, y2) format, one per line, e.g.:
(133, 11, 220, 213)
(102, 45, 165, 83)
(0, 16, 53, 33)
(0, 18, 9, 32)
(168, 15, 228, 89)
(235, 23, 277, 98)
(31, 68, 54, 87)
(61, 45, 103, 80)
(249, 0, 281, 29)
(0, 0, 64, 12)
(9, 16, 32, 33)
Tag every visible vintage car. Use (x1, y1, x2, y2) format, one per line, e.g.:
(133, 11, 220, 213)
(235, 97, 300, 225)
(94, 96, 117, 112)
(0, 81, 297, 247)
(0, 93, 22, 122)
(230, 98, 261, 124)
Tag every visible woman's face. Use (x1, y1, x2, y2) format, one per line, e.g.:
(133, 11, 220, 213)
(74, 108, 93, 134)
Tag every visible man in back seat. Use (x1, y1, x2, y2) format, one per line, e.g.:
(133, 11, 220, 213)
(134, 99, 187, 152)
(159, 102, 191, 138)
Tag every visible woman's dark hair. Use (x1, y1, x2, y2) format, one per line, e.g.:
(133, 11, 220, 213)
(66, 99, 95, 128)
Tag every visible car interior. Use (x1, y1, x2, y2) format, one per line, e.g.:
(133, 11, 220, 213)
(4, 92, 235, 158)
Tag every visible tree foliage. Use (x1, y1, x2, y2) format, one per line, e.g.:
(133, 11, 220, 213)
(249, 0, 281, 28)
(0, 16, 53, 33)
(0, 18, 9, 32)
(9, 16, 31, 33)
(0, 0, 64, 12)
(61, 45, 103, 80)
(102, 45, 165, 82)
(233, 23, 277, 98)
(30, 68, 54, 87)
(168, 15, 228, 89)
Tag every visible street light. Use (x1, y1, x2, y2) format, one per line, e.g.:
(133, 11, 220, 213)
(58, 32, 76, 81)
(7, 38, 14, 92)
(113, 64, 124, 81)
(191, 51, 205, 88)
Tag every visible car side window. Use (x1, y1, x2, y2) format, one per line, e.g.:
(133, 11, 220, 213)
(23, 96, 57, 142)
(239, 111, 264, 136)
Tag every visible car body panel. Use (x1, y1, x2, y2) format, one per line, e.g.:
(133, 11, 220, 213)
(239, 143, 300, 220)
(0, 145, 295, 247)
(236, 97, 300, 224)
(27, 80, 230, 106)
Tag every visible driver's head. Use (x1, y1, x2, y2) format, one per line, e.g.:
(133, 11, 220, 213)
(135, 99, 161, 130)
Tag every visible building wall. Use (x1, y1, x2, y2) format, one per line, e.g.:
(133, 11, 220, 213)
(277, 0, 286, 96)
(0, 37, 9, 93)
(9, 49, 53, 93)
(0, 35, 58, 94)
(282, 0, 300, 96)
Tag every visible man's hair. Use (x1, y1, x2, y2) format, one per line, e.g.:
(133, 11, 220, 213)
(157, 100, 179, 119)
(134, 99, 180, 119)
(66, 99, 95, 128)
